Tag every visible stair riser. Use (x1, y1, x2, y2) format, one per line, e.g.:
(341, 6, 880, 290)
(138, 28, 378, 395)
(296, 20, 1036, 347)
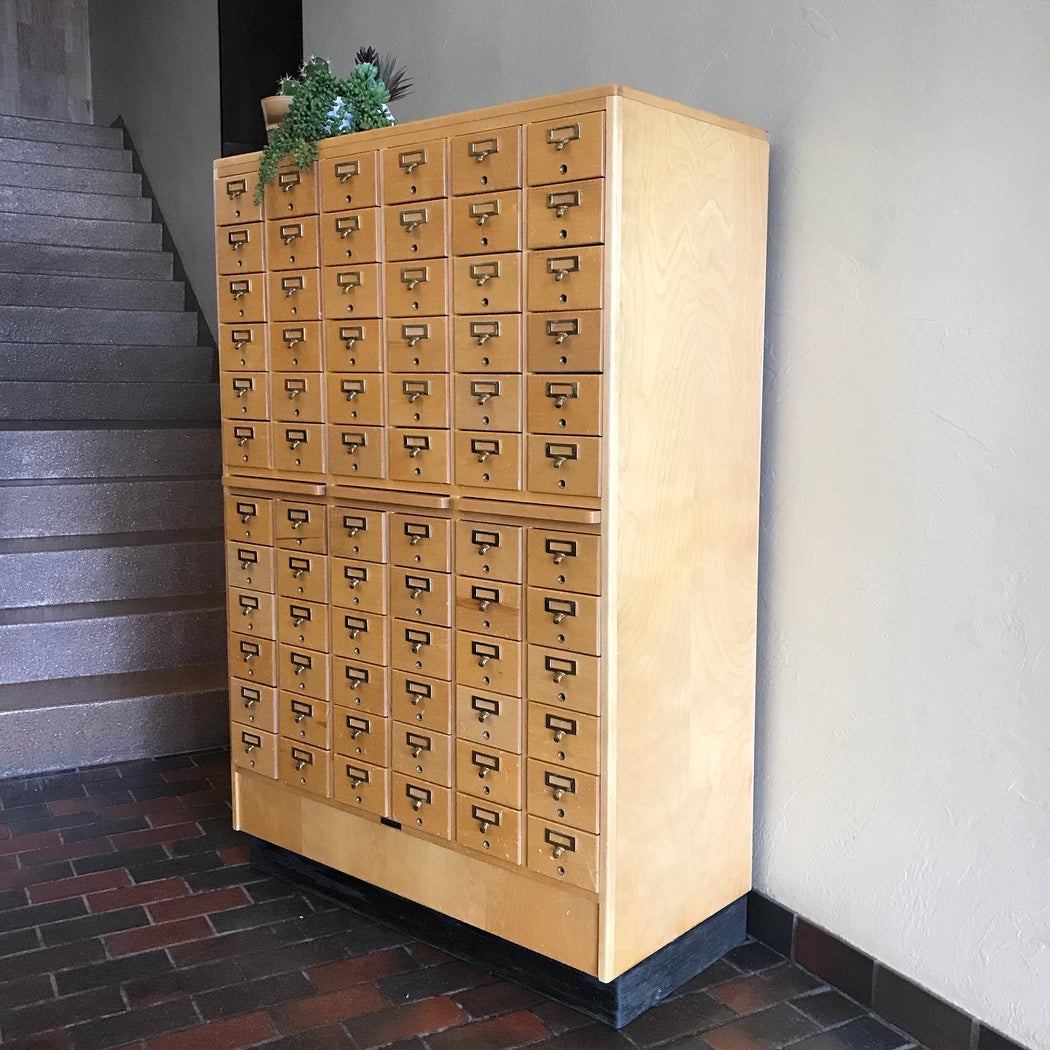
(0, 186, 152, 222)
(0, 428, 221, 480)
(0, 213, 161, 251)
(0, 274, 183, 311)
(0, 160, 142, 196)
(0, 137, 133, 171)
(0, 344, 214, 382)
(0, 606, 227, 683)
(0, 306, 198, 345)
(0, 115, 125, 149)
(0, 381, 219, 422)
(0, 243, 172, 281)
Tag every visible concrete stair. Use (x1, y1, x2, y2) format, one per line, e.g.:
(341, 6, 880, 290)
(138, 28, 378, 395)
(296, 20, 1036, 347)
(0, 112, 226, 776)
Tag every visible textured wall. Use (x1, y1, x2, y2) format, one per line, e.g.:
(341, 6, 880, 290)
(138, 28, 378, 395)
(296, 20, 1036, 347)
(88, 0, 220, 337)
(304, 2, 1050, 1046)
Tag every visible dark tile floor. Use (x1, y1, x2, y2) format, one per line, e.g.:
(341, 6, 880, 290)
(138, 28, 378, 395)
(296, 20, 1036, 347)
(0, 750, 925, 1050)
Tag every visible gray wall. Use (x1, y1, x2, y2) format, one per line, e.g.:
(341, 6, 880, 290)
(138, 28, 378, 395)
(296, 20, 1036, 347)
(89, 0, 220, 336)
(304, 2, 1050, 1046)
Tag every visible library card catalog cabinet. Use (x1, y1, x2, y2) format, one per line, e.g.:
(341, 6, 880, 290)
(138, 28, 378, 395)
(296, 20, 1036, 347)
(215, 84, 768, 1000)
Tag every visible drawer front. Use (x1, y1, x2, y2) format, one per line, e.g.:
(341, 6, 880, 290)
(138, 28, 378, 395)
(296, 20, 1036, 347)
(387, 373, 450, 430)
(322, 263, 382, 320)
(332, 707, 388, 766)
(384, 199, 448, 261)
(331, 609, 388, 666)
(455, 521, 523, 584)
(320, 150, 379, 211)
(324, 319, 384, 372)
(232, 726, 277, 778)
(391, 773, 452, 840)
(270, 321, 323, 371)
(266, 215, 320, 271)
(217, 221, 264, 275)
(265, 163, 318, 218)
(391, 620, 453, 681)
(455, 577, 522, 640)
(228, 587, 275, 639)
(526, 374, 601, 436)
(527, 529, 601, 594)
(453, 375, 522, 433)
(273, 421, 326, 475)
(277, 643, 330, 700)
(527, 247, 603, 312)
(383, 140, 447, 203)
(327, 424, 386, 480)
(526, 178, 604, 249)
(224, 494, 274, 546)
(277, 596, 329, 652)
(455, 632, 522, 695)
(454, 431, 522, 492)
(385, 259, 449, 318)
(276, 550, 329, 604)
(387, 317, 450, 373)
(450, 126, 521, 195)
(390, 568, 452, 627)
(279, 739, 331, 799)
(333, 758, 388, 817)
(455, 687, 522, 754)
(526, 435, 602, 498)
(526, 816, 598, 892)
(526, 763, 600, 835)
(230, 679, 277, 733)
(331, 658, 388, 715)
(391, 672, 452, 734)
(391, 724, 452, 786)
(320, 208, 380, 266)
(230, 632, 276, 687)
(527, 646, 600, 715)
(456, 794, 522, 865)
(451, 190, 521, 256)
(226, 542, 275, 593)
(271, 371, 325, 423)
(215, 172, 261, 226)
(525, 310, 602, 373)
(388, 428, 451, 486)
(220, 323, 268, 372)
(526, 112, 605, 185)
(218, 274, 266, 325)
(452, 253, 521, 315)
(275, 500, 327, 553)
(268, 269, 321, 323)
(329, 557, 387, 614)
(455, 739, 522, 809)
(527, 704, 600, 775)
(389, 514, 451, 572)
(279, 691, 331, 750)
(222, 372, 269, 421)
(329, 506, 386, 562)
(326, 372, 385, 427)
(452, 314, 522, 373)
(526, 588, 601, 656)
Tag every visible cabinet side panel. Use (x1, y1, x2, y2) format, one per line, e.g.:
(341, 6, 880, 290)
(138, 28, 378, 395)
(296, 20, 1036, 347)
(606, 100, 768, 977)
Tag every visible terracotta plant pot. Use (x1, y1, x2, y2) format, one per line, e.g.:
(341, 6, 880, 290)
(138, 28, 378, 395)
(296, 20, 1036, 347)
(261, 94, 292, 134)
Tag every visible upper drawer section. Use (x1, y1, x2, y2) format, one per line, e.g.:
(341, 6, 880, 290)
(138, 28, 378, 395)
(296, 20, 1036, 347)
(214, 163, 262, 226)
(319, 150, 379, 212)
(450, 126, 522, 195)
(527, 111, 605, 185)
(216, 222, 263, 275)
(383, 140, 447, 203)
(264, 160, 318, 218)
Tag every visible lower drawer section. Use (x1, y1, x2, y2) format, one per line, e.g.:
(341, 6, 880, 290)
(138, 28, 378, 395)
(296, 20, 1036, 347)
(231, 725, 277, 778)
(278, 738, 332, 798)
(332, 756, 388, 817)
(456, 794, 522, 865)
(526, 815, 598, 892)
(391, 773, 452, 840)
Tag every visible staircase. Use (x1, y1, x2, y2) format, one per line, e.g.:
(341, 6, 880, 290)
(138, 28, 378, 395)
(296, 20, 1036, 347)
(0, 113, 228, 776)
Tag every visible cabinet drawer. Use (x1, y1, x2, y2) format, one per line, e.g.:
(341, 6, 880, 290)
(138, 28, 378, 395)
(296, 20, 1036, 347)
(455, 521, 522, 584)
(527, 704, 600, 775)
(388, 428, 451, 486)
(276, 550, 329, 605)
(277, 596, 329, 652)
(454, 431, 522, 492)
(527, 816, 598, 892)
(320, 150, 379, 211)
(218, 273, 266, 325)
(279, 739, 331, 799)
(386, 317, 450, 373)
(225, 493, 274, 546)
(526, 761, 600, 835)
(387, 373, 450, 429)
(320, 208, 380, 266)
(455, 577, 522, 640)
(266, 215, 320, 271)
(329, 506, 386, 562)
(391, 672, 452, 734)
(526, 112, 605, 185)
(226, 542, 275, 593)
(383, 140, 447, 203)
(331, 658, 388, 716)
(275, 500, 327, 553)
(455, 687, 522, 754)
(526, 375, 601, 436)
(221, 372, 269, 422)
(452, 253, 521, 315)
(451, 190, 521, 255)
(273, 422, 326, 475)
(390, 568, 452, 627)
(391, 724, 452, 787)
(223, 420, 271, 472)
(265, 162, 318, 218)
(526, 588, 601, 656)
(230, 679, 277, 734)
(277, 643, 330, 700)
(230, 633, 276, 687)
(527, 529, 601, 594)
(324, 319, 384, 372)
(526, 178, 604, 249)
(322, 263, 381, 320)
(384, 199, 448, 261)
(391, 620, 453, 681)
(329, 557, 387, 614)
(328, 424, 386, 480)
(527, 247, 603, 312)
(452, 314, 522, 373)
(526, 435, 602, 498)
(279, 691, 331, 750)
(453, 375, 522, 433)
(232, 726, 277, 778)
(220, 322, 268, 372)
(228, 587, 275, 639)
(456, 795, 522, 865)
(270, 321, 323, 371)
(391, 773, 452, 840)
(526, 646, 600, 715)
(389, 514, 451, 572)
(215, 172, 261, 226)
(332, 707, 388, 767)
(217, 221, 264, 275)
(268, 269, 321, 323)
(456, 739, 522, 809)
(455, 632, 521, 695)
(331, 609, 388, 666)
(525, 310, 602, 373)
(385, 260, 449, 318)
(327, 372, 384, 427)
(450, 125, 521, 195)
(333, 758, 388, 817)
(271, 371, 325, 423)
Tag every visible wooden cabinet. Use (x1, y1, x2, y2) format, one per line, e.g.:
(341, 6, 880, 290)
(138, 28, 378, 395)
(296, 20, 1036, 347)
(215, 84, 768, 985)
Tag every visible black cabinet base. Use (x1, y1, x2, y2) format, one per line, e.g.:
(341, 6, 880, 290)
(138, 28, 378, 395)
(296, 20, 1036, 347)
(250, 837, 746, 1027)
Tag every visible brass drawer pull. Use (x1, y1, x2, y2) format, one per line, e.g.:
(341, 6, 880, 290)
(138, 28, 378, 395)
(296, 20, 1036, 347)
(225, 178, 247, 199)
(339, 324, 364, 348)
(470, 380, 500, 406)
(472, 640, 500, 668)
(292, 746, 313, 772)
(281, 275, 304, 297)
(471, 585, 499, 612)
(227, 228, 249, 250)
(284, 378, 306, 399)
(471, 694, 500, 722)
(241, 731, 261, 752)
(545, 655, 577, 684)
(235, 501, 258, 524)
(469, 319, 500, 346)
(546, 381, 578, 409)
(402, 379, 430, 404)
(546, 713, 578, 744)
(469, 199, 500, 226)
(404, 522, 431, 545)
(238, 594, 259, 616)
(337, 270, 363, 292)
(286, 507, 310, 529)
(546, 123, 581, 152)
(291, 699, 312, 723)
(545, 827, 577, 859)
(288, 556, 310, 579)
(335, 159, 360, 182)
(469, 137, 499, 163)
(239, 640, 260, 661)
(471, 750, 500, 779)
(406, 731, 431, 758)
(546, 255, 580, 282)
(341, 431, 367, 454)
(546, 318, 579, 344)
(545, 442, 578, 469)
(282, 326, 305, 348)
(240, 686, 261, 707)
(232, 377, 253, 398)
(547, 189, 581, 217)
(290, 651, 313, 676)
(231, 328, 253, 350)
(406, 783, 431, 810)
(343, 565, 368, 589)
(341, 378, 366, 401)
(344, 615, 368, 639)
(345, 763, 370, 788)
(233, 425, 254, 446)
(289, 603, 311, 628)
(405, 574, 431, 600)
(403, 434, 430, 459)
(544, 596, 577, 625)
(398, 148, 426, 173)
(400, 266, 428, 290)
(399, 207, 428, 232)
(284, 428, 307, 451)
(401, 323, 430, 347)
(237, 548, 257, 569)
(335, 214, 361, 238)
(279, 222, 303, 245)
(344, 664, 370, 687)
(545, 538, 577, 564)
(278, 169, 302, 191)
(341, 514, 366, 537)
(406, 679, 431, 704)
(405, 628, 430, 655)
(229, 279, 249, 300)
(471, 437, 500, 463)
(470, 260, 500, 286)
(471, 804, 500, 833)
(470, 529, 499, 555)
(346, 715, 369, 739)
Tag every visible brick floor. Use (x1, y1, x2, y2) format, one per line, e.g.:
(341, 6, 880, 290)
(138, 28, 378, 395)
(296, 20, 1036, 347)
(0, 750, 922, 1050)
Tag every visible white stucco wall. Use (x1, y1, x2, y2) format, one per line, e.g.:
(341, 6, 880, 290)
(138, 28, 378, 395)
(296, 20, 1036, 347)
(303, 2, 1050, 1045)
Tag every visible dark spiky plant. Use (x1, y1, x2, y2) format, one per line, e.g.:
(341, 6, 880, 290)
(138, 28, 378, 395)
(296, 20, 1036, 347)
(355, 45, 414, 102)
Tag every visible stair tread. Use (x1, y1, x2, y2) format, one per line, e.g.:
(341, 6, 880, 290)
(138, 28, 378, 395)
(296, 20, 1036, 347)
(0, 592, 224, 626)
(0, 115, 125, 148)
(0, 527, 222, 555)
(0, 474, 216, 488)
(0, 421, 218, 431)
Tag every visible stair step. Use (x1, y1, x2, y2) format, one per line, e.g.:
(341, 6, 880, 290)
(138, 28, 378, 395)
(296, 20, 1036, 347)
(0, 242, 172, 280)
(0, 211, 161, 251)
(0, 476, 222, 538)
(0, 528, 224, 607)
(0, 305, 198, 344)
(0, 272, 183, 311)
(0, 379, 219, 422)
(0, 343, 214, 382)
(0, 137, 133, 171)
(0, 423, 220, 479)
(0, 114, 125, 149)
(0, 594, 226, 683)
(0, 185, 152, 223)
(0, 160, 141, 197)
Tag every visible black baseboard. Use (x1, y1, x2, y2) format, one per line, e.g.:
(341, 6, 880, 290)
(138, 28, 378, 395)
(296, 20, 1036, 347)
(251, 837, 746, 1027)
